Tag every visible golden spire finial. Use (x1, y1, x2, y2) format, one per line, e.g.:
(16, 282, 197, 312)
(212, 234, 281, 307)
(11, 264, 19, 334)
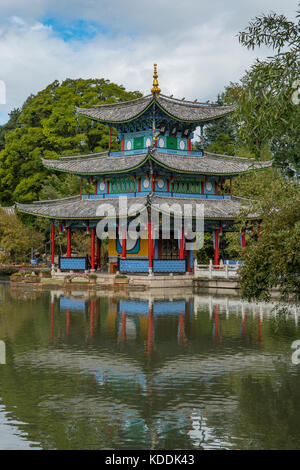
(151, 63, 161, 96)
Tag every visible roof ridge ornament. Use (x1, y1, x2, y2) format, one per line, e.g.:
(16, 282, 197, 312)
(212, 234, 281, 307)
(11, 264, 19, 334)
(151, 63, 161, 96)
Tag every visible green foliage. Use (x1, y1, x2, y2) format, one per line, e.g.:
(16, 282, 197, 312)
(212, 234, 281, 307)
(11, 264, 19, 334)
(197, 233, 213, 263)
(193, 84, 242, 154)
(0, 78, 142, 206)
(230, 166, 279, 200)
(206, 133, 235, 155)
(238, 180, 300, 302)
(237, 9, 300, 170)
(0, 208, 43, 263)
(0, 108, 22, 150)
(204, 85, 240, 149)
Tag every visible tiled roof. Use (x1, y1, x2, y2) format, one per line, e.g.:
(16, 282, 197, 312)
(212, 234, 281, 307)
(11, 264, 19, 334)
(16, 194, 255, 220)
(41, 148, 272, 176)
(153, 151, 272, 175)
(76, 94, 235, 124)
(42, 153, 148, 174)
(16, 196, 147, 219)
(156, 95, 236, 122)
(0, 206, 15, 215)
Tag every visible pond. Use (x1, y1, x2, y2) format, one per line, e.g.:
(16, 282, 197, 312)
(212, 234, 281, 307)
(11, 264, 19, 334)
(0, 282, 299, 450)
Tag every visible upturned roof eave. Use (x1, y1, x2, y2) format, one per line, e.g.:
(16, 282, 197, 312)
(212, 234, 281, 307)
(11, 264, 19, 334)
(15, 195, 258, 221)
(41, 152, 271, 177)
(76, 94, 236, 125)
(76, 96, 155, 125)
(149, 153, 272, 176)
(41, 154, 150, 176)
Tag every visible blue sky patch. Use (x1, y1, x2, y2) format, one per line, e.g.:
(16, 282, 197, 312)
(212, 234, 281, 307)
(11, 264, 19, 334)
(42, 17, 104, 42)
(0, 112, 9, 125)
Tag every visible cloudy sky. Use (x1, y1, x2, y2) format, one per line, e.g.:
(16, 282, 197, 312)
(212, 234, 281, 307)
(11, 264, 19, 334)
(0, 0, 297, 124)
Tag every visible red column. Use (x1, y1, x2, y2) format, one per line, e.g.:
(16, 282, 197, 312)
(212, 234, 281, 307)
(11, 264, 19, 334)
(91, 228, 95, 270)
(214, 305, 219, 339)
(214, 181, 218, 195)
(50, 301, 54, 344)
(179, 230, 184, 260)
(147, 305, 154, 357)
(151, 171, 155, 191)
(201, 181, 204, 195)
(67, 228, 71, 258)
(242, 313, 246, 338)
(178, 314, 184, 343)
(80, 178, 83, 200)
(187, 139, 191, 151)
(90, 300, 95, 338)
(51, 222, 55, 266)
(148, 213, 152, 271)
(241, 230, 246, 249)
(121, 139, 124, 151)
(214, 230, 219, 266)
(94, 179, 97, 195)
(122, 230, 126, 259)
(96, 237, 101, 269)
(66, 309, 70, 338)
(121, 312, 126, 341)
(258, 314, 262, 344)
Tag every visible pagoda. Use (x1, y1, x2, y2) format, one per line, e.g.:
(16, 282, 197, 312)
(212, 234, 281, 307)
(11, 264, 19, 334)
(17, 65, 271, 275)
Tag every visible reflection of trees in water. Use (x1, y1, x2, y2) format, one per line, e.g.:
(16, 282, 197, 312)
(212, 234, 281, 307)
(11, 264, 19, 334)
(0, 286, 300, 449)
(232, 365, 300, 450)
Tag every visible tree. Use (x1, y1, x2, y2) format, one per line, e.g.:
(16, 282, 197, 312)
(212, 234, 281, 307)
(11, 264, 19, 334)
(0, 208, 43, 263)
(206, 133, 235, 155)
(0, 108, 21, 150)
(238, 181, 300, 302)
(0, 78, 142, 206)
(193, 82, 245, 155)
(237, 8, 300, 171)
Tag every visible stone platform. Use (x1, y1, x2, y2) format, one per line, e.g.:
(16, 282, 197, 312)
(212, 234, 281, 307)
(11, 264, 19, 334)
(45, 271, 240, 290)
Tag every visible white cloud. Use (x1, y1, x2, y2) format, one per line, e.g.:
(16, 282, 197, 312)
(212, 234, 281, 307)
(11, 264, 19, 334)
(0, 0, 297, 122)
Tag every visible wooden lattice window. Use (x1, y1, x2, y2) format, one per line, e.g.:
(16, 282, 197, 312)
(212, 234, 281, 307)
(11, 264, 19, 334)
(111, 177, 137, 193)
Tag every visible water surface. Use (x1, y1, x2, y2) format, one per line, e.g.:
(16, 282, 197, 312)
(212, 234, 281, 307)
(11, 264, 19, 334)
(0, 282, 299, 450)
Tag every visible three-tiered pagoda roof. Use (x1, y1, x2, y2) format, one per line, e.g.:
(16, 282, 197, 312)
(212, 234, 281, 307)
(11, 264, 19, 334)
(15, 64, 273, 275)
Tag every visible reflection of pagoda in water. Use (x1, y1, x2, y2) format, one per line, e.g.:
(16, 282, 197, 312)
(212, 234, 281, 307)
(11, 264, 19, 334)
(29, 292, 289, 448)
(1, 288, 299, 449)
(52, 290, 290, 347)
